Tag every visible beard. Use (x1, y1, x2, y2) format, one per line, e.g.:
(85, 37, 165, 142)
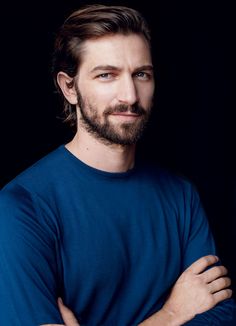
(76, 86, 152, 146)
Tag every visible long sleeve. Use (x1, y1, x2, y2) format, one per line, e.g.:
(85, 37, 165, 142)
(0, 183, 63, 325)
(181, 184, 236, 325)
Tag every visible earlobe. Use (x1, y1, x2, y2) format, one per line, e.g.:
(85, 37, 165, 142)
(57, 72, 77, 105)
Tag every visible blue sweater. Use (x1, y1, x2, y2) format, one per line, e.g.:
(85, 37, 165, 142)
(0, 146, 235, 325)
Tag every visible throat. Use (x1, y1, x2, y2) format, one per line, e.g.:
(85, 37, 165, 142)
(65, 131, 136, 173)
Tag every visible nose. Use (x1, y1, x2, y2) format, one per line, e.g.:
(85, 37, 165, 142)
(117, 76, 138, 105)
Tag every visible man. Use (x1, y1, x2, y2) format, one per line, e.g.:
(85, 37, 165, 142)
(0, 5, 235, 325)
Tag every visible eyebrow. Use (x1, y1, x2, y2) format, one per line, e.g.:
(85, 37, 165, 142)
(133, 65, 154, 73)
(90, 65, 121, 73)
(90, 64, 153, 74)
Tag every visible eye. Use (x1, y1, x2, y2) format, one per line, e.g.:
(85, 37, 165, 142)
(96, 73, 114, 80)
(135, 71, 152, 80)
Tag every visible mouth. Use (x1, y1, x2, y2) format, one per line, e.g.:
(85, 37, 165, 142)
(109, 113, 141, 121)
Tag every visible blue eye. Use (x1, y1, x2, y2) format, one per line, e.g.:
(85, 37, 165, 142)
(137, 72, 145, 77)
(97, 73, 113, 80)
(135, 71, 151, 80)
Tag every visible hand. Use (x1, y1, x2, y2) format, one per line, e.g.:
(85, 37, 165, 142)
(162, 255, 232, 324)
(40, 298, 80, 326)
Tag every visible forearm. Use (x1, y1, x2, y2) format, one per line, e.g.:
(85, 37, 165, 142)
(139, 298, 236, 326)
(138, 308, 185, 326)
(184, 298, 236, 325)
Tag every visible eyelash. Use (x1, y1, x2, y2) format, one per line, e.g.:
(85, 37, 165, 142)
(96, 73, 114, 80)
(134, 72, 151, 80)
(96, 72, 152, 81)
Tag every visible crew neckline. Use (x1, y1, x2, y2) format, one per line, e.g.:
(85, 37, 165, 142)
(60, 145, 137, 179)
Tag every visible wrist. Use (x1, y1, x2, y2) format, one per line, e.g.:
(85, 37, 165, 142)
(138, 308, 181, 326)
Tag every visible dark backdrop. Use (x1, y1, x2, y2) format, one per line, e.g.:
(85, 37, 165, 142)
(1, 0, 235, 298)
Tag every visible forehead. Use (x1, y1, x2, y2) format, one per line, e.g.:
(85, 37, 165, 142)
(79, 34, 152, 71)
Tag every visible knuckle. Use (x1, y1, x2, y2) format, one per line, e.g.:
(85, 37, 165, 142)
(222, 289, 232, 300)
(207, 267, 217, 276)
(183, 269, 191, 278)
(195, 275, 205, 286)
(206, 294, 215, 307)
(204, 255, 216, 265)
(223, 289, 232, 299)
(222, 278, 228, 287)
(219, 265, 228, 274)
(203, 256, 210, 263)
(221, 277, 231, 288)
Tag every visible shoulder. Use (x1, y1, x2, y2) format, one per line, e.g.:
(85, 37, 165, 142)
(0, 145, 66, 196)
(136, 161, 201, 208)
(138, 161, 196, 192)
(0, 147, 67, 235)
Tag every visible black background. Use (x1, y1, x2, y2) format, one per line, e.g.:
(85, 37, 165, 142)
(1, 1, 235, 298)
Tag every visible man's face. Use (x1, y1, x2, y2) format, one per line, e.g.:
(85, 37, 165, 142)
(75, 33, 155, 145)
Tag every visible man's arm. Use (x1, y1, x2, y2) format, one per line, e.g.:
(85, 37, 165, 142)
(49, 255, 232, 326)
(0, 184, 64, 325)
(151, 181, 236, 325)
(44, 182, 236, 325)
(139, 255, 232, 325)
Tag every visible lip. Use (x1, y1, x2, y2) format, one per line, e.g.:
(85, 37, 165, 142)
(111, 113, 140, 116)
(110, 113, 141, 119)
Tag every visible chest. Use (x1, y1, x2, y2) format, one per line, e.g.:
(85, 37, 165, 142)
(58, 187, 183, 293)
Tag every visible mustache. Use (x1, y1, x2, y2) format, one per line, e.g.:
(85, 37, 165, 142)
(104, 104, 146, 116)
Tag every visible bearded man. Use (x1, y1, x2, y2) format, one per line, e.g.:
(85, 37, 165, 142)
(0, 5, 235, 325)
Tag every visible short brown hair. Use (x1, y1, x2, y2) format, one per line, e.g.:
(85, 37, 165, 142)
(52, 4, 151, 129)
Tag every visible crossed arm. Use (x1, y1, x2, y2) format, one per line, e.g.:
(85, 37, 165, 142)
(42, 255, 232, 326)
(1, 184, 234, 325)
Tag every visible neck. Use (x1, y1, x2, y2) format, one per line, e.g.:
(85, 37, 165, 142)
(66, 129, 136, 173)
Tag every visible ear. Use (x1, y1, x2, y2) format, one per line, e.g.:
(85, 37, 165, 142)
(57, 72, 77, 105)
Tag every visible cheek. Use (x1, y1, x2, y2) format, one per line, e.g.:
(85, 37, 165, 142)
(137, 85, 154, 107)
(86, 84, 117, 109)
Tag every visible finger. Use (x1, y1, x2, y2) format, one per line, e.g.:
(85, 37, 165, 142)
(208, 277, 231, 294)
(202, 265, 228, 283)
(213, 288, 233, 304)
(186, 255, 219, 274)
(58, 298, 80, 326)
